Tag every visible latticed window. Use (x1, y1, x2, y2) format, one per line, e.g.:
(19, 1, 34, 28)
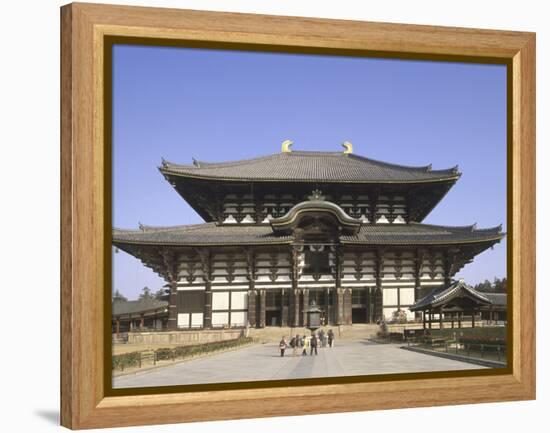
(352, 288, 367, 305)
(303, 251, 330, 275)
(265, 290, 282, 308)
(309, 289, 328, 306)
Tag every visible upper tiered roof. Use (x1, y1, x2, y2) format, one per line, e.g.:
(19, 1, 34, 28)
(160, 150, 460, 183)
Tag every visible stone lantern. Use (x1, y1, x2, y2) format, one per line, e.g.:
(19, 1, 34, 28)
(304, 299, 323, 332)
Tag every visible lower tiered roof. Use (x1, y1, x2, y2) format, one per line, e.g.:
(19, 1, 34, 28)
(112, 221, 504, 247)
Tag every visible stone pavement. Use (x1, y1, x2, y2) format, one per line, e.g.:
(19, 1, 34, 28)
(113, 339, 485, 389)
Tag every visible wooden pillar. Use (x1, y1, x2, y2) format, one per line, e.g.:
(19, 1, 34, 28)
(414, 254, 422, 301)
(248, 290, 257, 328)
(439, 308, 443, 329)
(162, 250, 179, 331)
(343, 288, 352, 325)
(365, 287, 372, 323)
(325, 287, 330, 326)
(302, 289, 310, 327)
(245, 247, 256, 328)
(292, 289, 300, 327)
(167, 280, 178, 330)
(259, 289, 266, 328)
(281, 289, 288, 327)
(290, 246, 300, 327)
(414, 249, 424, 322)
(428, 310, 433, 329)
(140, 315, 144, 330)
(204, 281, 212, 329)
(422, 310, 426, 329)
(335, 288, 344, 325)
(471, 310, 475, 328)
(115, 318, 120, 337)
(374, 249, 384, 322)
(451, 313, 455, 329)
(458, 312, 462, 328)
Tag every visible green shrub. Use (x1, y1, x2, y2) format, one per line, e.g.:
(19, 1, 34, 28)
(112, 351, 141, 371)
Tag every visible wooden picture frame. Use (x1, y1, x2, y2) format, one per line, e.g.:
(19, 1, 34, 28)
(60, 2, 535, 429)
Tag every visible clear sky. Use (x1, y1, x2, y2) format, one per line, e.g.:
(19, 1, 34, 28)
(112, 44, 507, 300)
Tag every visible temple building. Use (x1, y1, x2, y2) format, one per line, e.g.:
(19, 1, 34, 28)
(409, 279, 507, 329)
(112, 141, 505, 330)
(112, 298, 169, 335)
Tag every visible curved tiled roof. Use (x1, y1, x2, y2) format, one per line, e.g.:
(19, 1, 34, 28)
(340, 222, 504, 245)
(112, 298, 169, 316)
(482, 293, 508, 306)
(160, 151, 460, 183)
(112, 221, 504, 247)
(410, 280, 493, 311)
(113, 223, 293, 246)
(270, 199, 362, 234)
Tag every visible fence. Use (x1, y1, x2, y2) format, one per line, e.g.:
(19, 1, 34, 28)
(112, 336, 253, 371)
(406, 337, 506, 362)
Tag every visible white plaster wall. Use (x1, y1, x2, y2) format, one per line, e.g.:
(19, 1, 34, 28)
(212, 292, 229, 310)
(230, 312, 247, 326)
(400, 288, 415, 305)
(383, 288, 398, 305)
(191, 313, 203, 327)
(212, 312, 229, 326)
(177, 313, 190, 328)
(231, 291, 248, 309)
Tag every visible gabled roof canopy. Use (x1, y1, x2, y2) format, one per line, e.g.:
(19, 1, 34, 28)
(270, 193, 362, 236)
(410, 280, 494, 311)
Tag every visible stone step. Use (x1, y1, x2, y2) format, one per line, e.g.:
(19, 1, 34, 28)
(247, 324, 381, 342)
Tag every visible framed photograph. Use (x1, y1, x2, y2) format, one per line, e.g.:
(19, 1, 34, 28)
(60, 2, 535, 429)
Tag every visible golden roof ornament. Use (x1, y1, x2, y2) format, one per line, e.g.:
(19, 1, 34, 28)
(342, 140, 353, 154)
(308, 189, 325, 201)
(281, 139, 293, 153)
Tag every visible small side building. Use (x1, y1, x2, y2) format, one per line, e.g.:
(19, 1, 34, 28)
(112, 299, 169, 335)
(409, 279, 507, 329)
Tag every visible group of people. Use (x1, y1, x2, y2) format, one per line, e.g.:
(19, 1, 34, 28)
(279, 329, 335, 357)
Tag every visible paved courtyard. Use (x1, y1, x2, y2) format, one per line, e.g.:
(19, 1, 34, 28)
(113, 339, 484, 388)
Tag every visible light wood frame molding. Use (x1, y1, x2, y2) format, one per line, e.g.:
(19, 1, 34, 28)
(60, 2, 535, 429)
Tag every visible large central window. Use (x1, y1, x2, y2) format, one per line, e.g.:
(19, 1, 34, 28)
(303, 250, 331, 275)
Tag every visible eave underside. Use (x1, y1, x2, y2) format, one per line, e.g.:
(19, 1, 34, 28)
(165, 177, 457, 223)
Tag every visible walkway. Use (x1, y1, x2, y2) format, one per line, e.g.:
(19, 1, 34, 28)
(114, 339, 484, 388)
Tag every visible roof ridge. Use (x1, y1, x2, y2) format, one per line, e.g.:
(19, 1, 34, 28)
(162, 153, 280, 170)
(408, 222, 477, 231)
(347, 153, 460, 174)
(163, 151, 459, 174)
(114, 222, 217, 233)
(407, 222, 503, 233)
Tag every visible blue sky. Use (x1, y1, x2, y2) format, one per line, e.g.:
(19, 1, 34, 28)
(112, 44, 507, 299)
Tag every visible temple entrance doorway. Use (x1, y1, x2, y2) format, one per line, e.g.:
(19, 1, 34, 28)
(265, 290, 282, 326)
(352, 308, 367, 323)
(351, 288, 368, 323)
(265, 310, 281, 326)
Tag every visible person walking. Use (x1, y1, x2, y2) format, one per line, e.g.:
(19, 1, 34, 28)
(279, 336, 287, 357)
(302, 334, 309, 356)
(319, 329, 325, 348)
(310, 333, 318, 356)
(292, 334, 300, 356)
(327, 329, 334, 348)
